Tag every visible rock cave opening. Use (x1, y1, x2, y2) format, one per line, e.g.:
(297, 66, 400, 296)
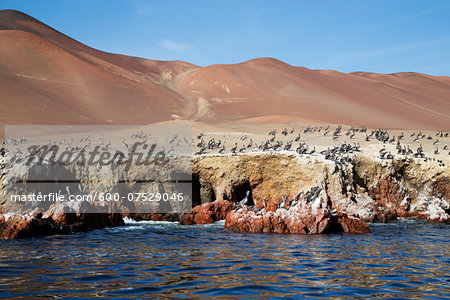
(192, 174, 216, 207)
(230, 180, 254, 205)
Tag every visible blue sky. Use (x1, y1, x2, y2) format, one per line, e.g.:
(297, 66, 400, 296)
(1, 0, 450, 75)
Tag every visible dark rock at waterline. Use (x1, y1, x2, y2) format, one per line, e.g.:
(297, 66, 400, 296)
(0, 212, 124, 239)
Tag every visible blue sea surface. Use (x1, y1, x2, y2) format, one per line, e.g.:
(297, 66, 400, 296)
(0, 218, 449, 299)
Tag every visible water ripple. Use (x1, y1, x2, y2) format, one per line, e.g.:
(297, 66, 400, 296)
(0, 219, 448, 299)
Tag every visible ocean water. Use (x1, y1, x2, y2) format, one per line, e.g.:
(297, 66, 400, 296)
(0, 218, 449, 299)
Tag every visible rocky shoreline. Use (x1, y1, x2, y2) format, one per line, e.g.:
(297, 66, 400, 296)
(1, 150, 448, 239)
(190, 152, 448, 233)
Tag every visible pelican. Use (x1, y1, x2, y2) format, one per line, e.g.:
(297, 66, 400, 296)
(239, 191, 250, 207)
(231, 143, 238, 154)
(279, 195, 286, 209)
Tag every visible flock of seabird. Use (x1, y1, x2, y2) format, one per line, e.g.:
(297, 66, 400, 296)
(0, 125, 448, 215)
(0, 129, 195, 167)
(1, 125, 448, 170)
(194, 126, 449, 168)
(232, 180, 329, 216)
(0, 130, 196, 198)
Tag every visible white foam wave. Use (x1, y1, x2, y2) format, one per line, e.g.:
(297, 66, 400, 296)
(123, 217, 179, 225)
(123, 217, 225, 228)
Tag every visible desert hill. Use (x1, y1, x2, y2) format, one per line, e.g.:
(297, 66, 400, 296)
(1, 10, 449, 129)
(0, 9, 197, 124)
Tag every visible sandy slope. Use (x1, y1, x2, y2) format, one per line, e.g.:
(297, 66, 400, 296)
(0, 10, 449, 130)
(176, 58, 450, 128)
(0, 10, 197, 125)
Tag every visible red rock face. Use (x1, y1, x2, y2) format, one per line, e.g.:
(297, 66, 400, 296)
(192, 200, 234, 225)
(365, 174, 449, 223)
(432, 179, 450, 201)
(224, 205, 371, 234)
(371, 175, 409, 218)
(333, 213, 371, 233)
(179, 213, 194, 225)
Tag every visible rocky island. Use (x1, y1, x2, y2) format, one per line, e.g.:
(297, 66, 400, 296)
(0, 10, 449, 239)
(1, 125, 448, 239)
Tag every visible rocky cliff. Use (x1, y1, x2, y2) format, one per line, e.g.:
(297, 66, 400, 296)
(192, 153, 449, 233)
(1, 151, 448, 238)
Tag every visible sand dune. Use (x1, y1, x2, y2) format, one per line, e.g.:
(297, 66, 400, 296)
(176, 58, 450, 128)
(0, 10, 197, 125)
(0, 10, 449, 129)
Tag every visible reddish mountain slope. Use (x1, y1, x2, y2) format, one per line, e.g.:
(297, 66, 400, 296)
(0, 10, 197, 124)
(175, 58, 450, 128)
(1, 10, 449, 129)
